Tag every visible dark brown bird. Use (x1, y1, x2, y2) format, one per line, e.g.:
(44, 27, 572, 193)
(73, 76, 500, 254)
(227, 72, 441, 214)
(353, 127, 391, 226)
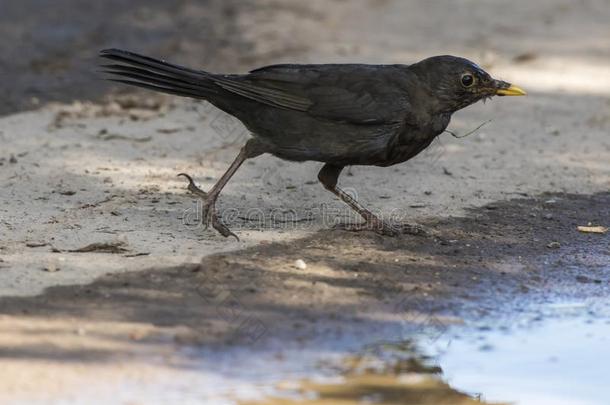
(100, 49, 525, 239)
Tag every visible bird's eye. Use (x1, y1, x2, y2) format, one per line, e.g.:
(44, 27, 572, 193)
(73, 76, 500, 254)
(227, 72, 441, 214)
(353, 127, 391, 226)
(461, 73, 475, 88)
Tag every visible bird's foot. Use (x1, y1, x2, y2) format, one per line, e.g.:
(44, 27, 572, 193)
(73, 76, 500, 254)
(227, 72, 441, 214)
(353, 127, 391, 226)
(178, 173, 239, 241)
(396, 222, 427, 236)
(333, 219, 426, 237)
(207, 209, 239, 240)
(178, 173, 208, 199)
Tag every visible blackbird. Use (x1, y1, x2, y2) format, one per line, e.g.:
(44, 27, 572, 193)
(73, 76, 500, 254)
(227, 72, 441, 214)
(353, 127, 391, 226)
(100, 49, 525, 239)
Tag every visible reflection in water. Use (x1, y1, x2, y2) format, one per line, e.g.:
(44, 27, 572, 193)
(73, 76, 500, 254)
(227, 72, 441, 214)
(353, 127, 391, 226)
(244, 300, 610, 405)
(242, 342, 501, 405)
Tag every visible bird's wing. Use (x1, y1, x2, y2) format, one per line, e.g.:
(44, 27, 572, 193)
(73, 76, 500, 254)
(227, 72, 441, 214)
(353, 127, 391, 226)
(210, 64, 411, 125)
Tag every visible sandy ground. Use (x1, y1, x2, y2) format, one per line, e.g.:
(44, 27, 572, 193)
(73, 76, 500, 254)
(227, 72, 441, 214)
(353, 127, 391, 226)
(0, 0, 256, 115)
(0, 0, 609, 403)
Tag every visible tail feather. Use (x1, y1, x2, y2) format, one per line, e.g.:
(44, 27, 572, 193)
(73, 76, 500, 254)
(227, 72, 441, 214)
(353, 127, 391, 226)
(107, 78, 209, 100)
(99, 48, 218, 99)
(102, 64, 211, 96)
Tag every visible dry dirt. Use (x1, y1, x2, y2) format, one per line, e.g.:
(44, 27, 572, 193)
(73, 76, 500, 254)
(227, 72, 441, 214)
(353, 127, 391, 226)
(0, 0, 609, 403)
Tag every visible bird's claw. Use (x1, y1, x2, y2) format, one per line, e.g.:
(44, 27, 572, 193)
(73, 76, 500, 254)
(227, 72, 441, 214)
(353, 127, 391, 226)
(333, 220, 426, 237)
(178, 173, 208, 199)
(203, 201, 239, 241)
(210, 212, 240, 241)
(332, 220, 395, 236)
(179, 173, 238, 240)
(397, 223, 427, 236)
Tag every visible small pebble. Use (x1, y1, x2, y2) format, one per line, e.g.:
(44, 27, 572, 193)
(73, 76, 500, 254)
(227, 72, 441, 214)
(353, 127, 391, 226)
(294, 259, 307, 270)
(544, 125, 560, 136)
(43, 263, 60, 272)
(547, 241, 561, 249)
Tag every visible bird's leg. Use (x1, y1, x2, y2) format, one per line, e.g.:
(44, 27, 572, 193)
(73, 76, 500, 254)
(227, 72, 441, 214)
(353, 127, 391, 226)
(317, 164, 424, 236)
(179, 143, 256, 240)
(317, 164, 398, 236)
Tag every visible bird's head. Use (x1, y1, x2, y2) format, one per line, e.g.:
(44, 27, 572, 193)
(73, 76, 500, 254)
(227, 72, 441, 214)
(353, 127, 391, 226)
(409, 55, 526, 114)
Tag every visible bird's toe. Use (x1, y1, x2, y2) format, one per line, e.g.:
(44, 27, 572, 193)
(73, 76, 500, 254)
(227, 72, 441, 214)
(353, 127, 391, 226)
(211, 213, 239, 241)
(397, 223, 427, 236)
(331, 219, 426, 238)
(178, 173, 209, 199)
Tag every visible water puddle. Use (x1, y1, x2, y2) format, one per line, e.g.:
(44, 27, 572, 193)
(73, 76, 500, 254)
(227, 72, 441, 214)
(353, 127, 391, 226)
(239, 342, 496, 405)
(50, 299, 609, 404)
(426, 301, 610, 405)
(240, 299, 610, 405)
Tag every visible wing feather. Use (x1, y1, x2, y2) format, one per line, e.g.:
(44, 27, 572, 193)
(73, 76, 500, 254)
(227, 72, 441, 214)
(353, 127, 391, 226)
(210, 64, 410, 125)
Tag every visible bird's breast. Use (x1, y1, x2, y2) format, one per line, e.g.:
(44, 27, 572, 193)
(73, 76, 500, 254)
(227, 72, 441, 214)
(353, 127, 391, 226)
(430, 113, 452, 135)
(383, 113, 450, 166)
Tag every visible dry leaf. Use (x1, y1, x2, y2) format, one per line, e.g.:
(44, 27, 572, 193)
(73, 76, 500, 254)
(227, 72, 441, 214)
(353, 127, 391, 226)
(68, 241, 129, 253)
(577, 226, 608, 234)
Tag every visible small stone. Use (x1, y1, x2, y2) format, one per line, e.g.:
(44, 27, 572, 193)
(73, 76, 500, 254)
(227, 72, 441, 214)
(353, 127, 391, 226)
(294, 259, 307, 270)
(9, 154, 17, 164)
(129, 330, 147, 340)
(43, 263, 60, 272)
(547, 241, 561, 249)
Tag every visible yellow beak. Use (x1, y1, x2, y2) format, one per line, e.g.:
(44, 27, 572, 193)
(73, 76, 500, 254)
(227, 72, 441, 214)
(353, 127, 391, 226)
(496, 84, 527, 96)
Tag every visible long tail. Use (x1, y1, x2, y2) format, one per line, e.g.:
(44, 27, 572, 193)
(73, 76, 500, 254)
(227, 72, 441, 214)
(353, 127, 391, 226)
(99, 48, 219, 99)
